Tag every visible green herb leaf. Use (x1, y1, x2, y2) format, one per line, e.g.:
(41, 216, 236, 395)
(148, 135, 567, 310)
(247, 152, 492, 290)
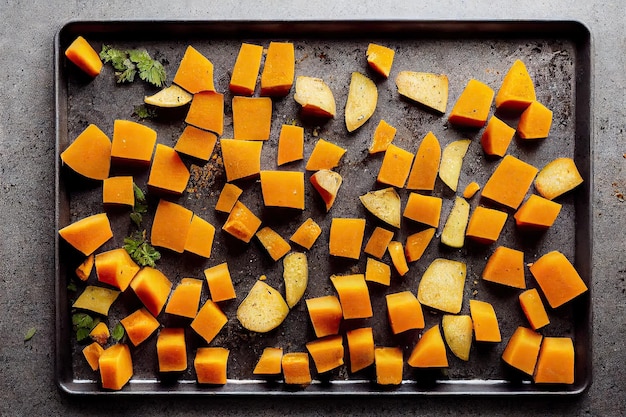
(132, 104, 157, 120)
(133, 183, 146, 203)
(76, 327, 91, 342)
(112, 323, 125, 342)
(101, 46, 167, 87)
(115, 58, 137, 84)
(67, 280, 77, 292)
(123, 231, 161, 267)
(24, 327, 36, 342)
(130, 212, 143, 228)
(72, 312, 94, 329)
(100, 45, 127, 71)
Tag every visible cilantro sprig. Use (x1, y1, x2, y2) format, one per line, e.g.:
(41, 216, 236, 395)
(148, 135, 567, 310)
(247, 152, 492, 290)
(123, 230, 161, 268)
(100, 45, 166, 87)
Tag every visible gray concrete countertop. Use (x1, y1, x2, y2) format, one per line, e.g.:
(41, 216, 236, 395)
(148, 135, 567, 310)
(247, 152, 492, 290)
(0, 1, 624, 415)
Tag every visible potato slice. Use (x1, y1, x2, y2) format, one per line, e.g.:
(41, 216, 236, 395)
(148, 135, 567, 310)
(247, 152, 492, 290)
(395, 71, 449, 113)
(310, 169, 343, 211)
(534, 157, 583, 200)
(294, 76, 336, 118)
(236, 280, 289, 333)
(417, 258, 467, 314)
(283, 252, 308, 308)
(441, 197, 470, 248)
(439, 139, 471, 192)
(72, 285, 120, 316)
(144, 84, 193, 108)
(359, 187, 401, 228)
(442, 314, 473, 361)
(345, 72, 378, 132)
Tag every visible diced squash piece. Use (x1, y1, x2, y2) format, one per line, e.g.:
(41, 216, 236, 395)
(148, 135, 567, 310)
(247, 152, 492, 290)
(482, 246, 526, 289)
(448, 78, 494, 128)
(417, 258, 466, 314)
(215, 183, 243, 213)
(277, 124, 304, 165)
(375, 347, 403, 385)
(289, 218, 322, 250)
(75, 254, 95, 281)
(519, 288, 550, 330)
(99, 344, 133, 390)
(406, 131, 441, 191)
(65, 36, 102, 77)
(144, 84, 192, 108)
(151, 199, 193, 253)
(173, 45, 215, 93)
(190, 300, 228, 344)
(204, 263, 236, 302)
(195, 347, 229, 385)
(310, 169, 342, 211)
(129, 267, 172, 317)
(89, 322, 110, 345)
(253, 347, 283, 375)
(465, 206, 508, 245)
(366, 43, 395, 78)
(329, 218, 366, 260)
(256, 226, 291, 261)
(344, 72, 378, 132)
(404, 228, 435, 263)
(387, 241, 409, 276)
(156, 328, 187, 373)
(395, 71, 449, 114)
(517, 101, 553, 139)
(377, 144, 414, 188)
(305, 138, 346, 171)
(534, 157, 584, 200)
(480, 116, 515, 157)
(147, 144, 190, 195)
(386, 291, 425, 334)
(165, 278, 203, 318)
(529, 250, 588, 308)
(72, 285, 120, 316)
(221, 139, 263, 182)
(365, 257, 391, 286)
(306, 295, 343, 338)
(236, 280, 289, 333)
(533, 337, 575, 384)
(232, 96, 272, 140)
(407, 325, 448, 368)
(462, 181, 481, 199)
(281, 352, 311, 386)
(441, 196, 470, 248)
(111, 119, 157, 165)
(364, 227, 394, 259)
(102, 176, 134, 206)
(59, 213, 113, 256)
(222, 201, 262, 243)
(185, 91, 224, 135)
(514, 194, 562, 229)
(482, 155, 538, 209)
(495, 59, 536, 112)
(439, 139, 471, 192)
(502, 326, 543, 376)
(442, 315, 473, 361)
(403, 193, 442, 228)
(359, 187, 401, 228)
(346, 327, 374, 373)
(294, 76, 336, 118)
(330, 274, 372, 319)
(120, 307, 160, 346)
(82, 342, 105, 371)
(260, 170, 305, 210)
(306, 335, 345, 373)
(260, 41, 295, 96)
(184, 214, 216, 258)
(229, 43, 263, 95)
(368, 119, 397, 154)
(283, 252, 308, 308)
(469, 299, 501, 342)
(95, 248, 140, 291)
(60, 124, 111, 180)
(174, 126, 217, 161)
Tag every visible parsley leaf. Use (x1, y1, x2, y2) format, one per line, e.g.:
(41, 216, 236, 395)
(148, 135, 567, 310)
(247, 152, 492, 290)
(99, 45, 127, 71)
(24, 327, 37, 342)
(111, 323, 125, 342)
(130, 183, 148, 227)
(72, 312, 98, 343)
(100, 46, 167, 87)
(123, 230, 161, 267)
(132, 104, 157, 120)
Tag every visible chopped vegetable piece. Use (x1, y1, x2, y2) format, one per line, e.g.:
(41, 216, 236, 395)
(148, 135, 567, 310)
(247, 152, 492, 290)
(147, 144, 191, 195)
(368, 119, 397, 154)
(407, 325, 448, 368)
(220, 139, 263, 182)
(346, 327, 374, 373)
(150, 200, 193, 253)
(417, 258, 466, 314)
(184, 214, 216, 258)
(195, 347, 229, 385)
(517, 101, 552, 139)
(95, 248, 141, 291)
(103, 176, 134, 207)
(184, 91, 224, 135)
(190, 300, 228, 344)
(144, 84, 192, 108)
(277, 124, 304, 165)
(518, 288, 550, 330)
(157, 328, 187, 372)
(60, 124, 111, 180)
(65, 36, 103, 77)
(404, 228, 435, 263)
(470, 299, 501, 342)
(75, 254, 95, 281)
(465, 206, 508, 245)
(406, 131, 441, 191)
(89, 322, 110, 345)
(482, 246, 526, 289)
(173, 45, 215, 93)
(260, 170, 305, 210)
(203, 263, 236, 302)
(232, 96, 272, 140)
(439, 139, 471, 192)
(111, 119, 157, 165)
(305, 138, 346, 171)
(305, 295, 343, 338)
(222, 201, 262, 243)
(229, 43, 263, 95)
(395, 71, 449, 113)
(344, 72, 378, 132)
(442, 315, 473, 361)
(502, 326, 542, 376)
(363, 226, 394, 259)
(99, 344, 133, 391)
(366, 43, 395, 78)
(165, 278, 203, 318)
(236, 280, 289, 333)
(495, 59, 536, 112)
(529, 250, 588, 308)
(377, 144, 414, 188)
(387, 241, 409, 276)
(82, 342, 104, 371)
(514, 194, 562, 229)
(462, 181, 481, 199)
(281, 352, 311, 386)
(129, 267, 172, 317)
(330, 274, 372, 319)
(253, 347, 283, 375)
(482, 155, 538, 209)
(256, 227, 292, 261)
(386, 291, 425, 334)
(310, 169, 342, 211)
(329, 218, 366, 260)
(441, 197, 470, 248)
(289, 218, 322, 250)
(365, 257, 391, 286)
(260, 41, 295, 96)
(283, 252, 308, 308)
(120, 308, 160, 346)
(534, 157, 583, 200)
(72, 286, 120, 316)
(174, 126, 217, 162)
(533, 337, 575, 384)
(294, 76, 336, 118)
(215, 183, 243, 213)
(375, 347, 403, 385)
(359, 187, 401, 228)
(480, 116, 515, 157)
(403, 193, 442, 228)
(448, 78, 494, 128)
(306, 335, 345, 373)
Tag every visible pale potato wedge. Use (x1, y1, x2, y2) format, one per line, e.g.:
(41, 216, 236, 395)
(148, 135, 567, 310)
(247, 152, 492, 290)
(237, 280, 289, 333)
(310, 169, 343, 211)
(417, 258, 467, 314)
(345, 72, 378, 132)
(359, 187, 401, 228)
(441, 197, 470, 248)
(294, 76, 336, 118)
(534, 157, 583, 200)
(144, 84, 193, 107)
(439, 139, 471, 192)
(442, 314, 473, 361)
(283, 252, 308, 308)
(395, 71, 449, 113)
(72, 285, 120, 316)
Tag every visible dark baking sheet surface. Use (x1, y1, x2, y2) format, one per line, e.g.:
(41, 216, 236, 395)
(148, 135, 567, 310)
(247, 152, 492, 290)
(55, 20, 592, 396)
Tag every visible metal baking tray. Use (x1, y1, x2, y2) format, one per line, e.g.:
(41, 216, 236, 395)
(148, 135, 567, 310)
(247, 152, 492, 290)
(55, 20, 592, 396)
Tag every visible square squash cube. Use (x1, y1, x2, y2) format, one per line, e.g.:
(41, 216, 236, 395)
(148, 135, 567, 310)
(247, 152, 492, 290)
(329, 218, 366, 259)
(232, 96, 272, 140)
(260, 170, 305, 210)
(194, 347, 229, 385)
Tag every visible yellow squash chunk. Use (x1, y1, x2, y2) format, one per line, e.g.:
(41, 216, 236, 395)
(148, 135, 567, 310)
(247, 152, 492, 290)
(518, 288, 550, 330)
(95, 248, 140, 291)
(222, 201, 262, 243)
(144, 84, 192, 108)
(502, 326, 542, 376)
(204, 263, 236, 302)
(534, 157, 584, 200)
(368, 119, 397, 154)
(395, 71, 449, 113)
(102, 176, 134, 207)
(441, 196, 470, 248)
(256, 226, 292, 261)
(403, 193, 442, 228)
(375, 347, 403, 385)
(480, 116, 515, 157)
(184, 214, 216, 258)
(283, 252, 308, 308)
(517, 101, 553, 139)
(195, 347, 229, 385)
(111, 119, 157, 165)
(260, 41, 295, 96)
(359, 187, 401, 228)
(260, 170, 305, 210)
(129, 267, 172, 317)
(281, 352, 311, 386)
(232, 96, 272, 140)
(214, 183, 243, 213)
(151, 199, 193, 253)
(305, 138, 346, 171)
(439, 139, 471, 192)
(386, 291, 425, 334)
(344, 72, 378, 132)
(72, 285, 120, 316)
(229, 43, 263, 95)
(306, 295, 343, 338)
(190, 300, 228, 343)
(60, 124, 111, 180)
(482, 155, 538, 209)
(65, 36, 102, 77)
(277, 124, 304, 165)
(120, 307, 160, 346)
(529, 250, 588, 308)
(306, 335, 345, 374)
(405, 228, 435, 263)
(174, 125, 217, 161)
(82, 342, 104, 371)
(365, 257, 391, 286)
(221, 139, 263, 182)
(387, 241, 409, 276)
(89, 322, 110, 346)
(147, 144, 190, 195)
(363, 226, 394, 259)
(514, 194, 562, 229)
(417, 258, 466, 314)
(59, 213, 113, 256)
(377, 144, 414, 188)
(173, 45, 215, 93)
(253, 347, 283, 375)
(469, 299, 501, 342)
(366, 43, 395, 78)
(310, 169, 342, 211)
(407, 325, 448, 368)
(236, 280, 289, 333)
(165, 278, 203, 318)
(448, 78, 494, 128)
(75, 253, 95, 281)
(98, 344, 133, 391)
(462, 181, 481, 199)
(533, 337, 575, 384)
(346, 327, 374, 373)
(294, 76, 336, 118)
(465, 206, 508, 245)
(495, 59, 536, 112)
(289, 218, 322, 250)
(406, 131, 441, 191)
(157, 328, 187, 373)
(442, 314, 473, 361)
(482, 246, 526, 289)
(329, 218, 366, 260)
(184, 91, 224, 135)
(330, 274, 372, 319)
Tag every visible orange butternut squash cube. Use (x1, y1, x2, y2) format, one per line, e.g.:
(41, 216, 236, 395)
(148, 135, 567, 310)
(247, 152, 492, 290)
(165, 278, 203, 318)
(404, 228, 435, 263)
(120, 307, 160, 346)
(203, 263, 236, 302)
(229, 43, 263, 96)
(190, 300, 228, 344)
(403, 193, 442, 227)
(59, 213, 113, 256)
(306, 295, 343, 338)
(502, 326, 543, 376)
(480, 116, 515, 157)
(184, 214, 216, 258)
(232, 96, 272, 140)
(129, 267, 172, 317)
(111, 119, 157, 165)
(533, 337, 575, 384)
(514, 194, 562, 229)
(157, 328, 187, 373)
(365, 257, 391, 286)
(470, 299, 501, 342)
(407, 325, 448, 368)
(462, 181, 481, 199)
(256, 227, 291, 261)
(222, 201, 262, 243)
(277, 124, 304, 165)
(406, 131, 441, 191)
(482, 246, 526, 289)
(306, 335, 345, 373)
(305, 138, 346, 171)
(386, 291, 425, 334)
(448, 78, 494, 128)
(366, 43, 395, 78)
(281, 352, 311, 386)
(151, 199, 193, 253)
(253, 347, 283, 375)
(260, 41, 295, 96)
(174, 125, 217, 161)
(89, 322, 110, 346)
(377, 144, 414, 188)
(215, 183, 243, 213)
(221, 139, 263, 182)
(289, 217, 322, 250)
(98, 344, 133, 390)
(82, 342, 105, 371)
(65, 36, 103, 77)
(75, 253, 95, 281)
(102, 176, 134, 207)
(517, 101, 553, 139)
(482, 155, 539, 209)
(519, 288, 550, 330)
(173, 45, 215, 93)
(195, 347, 229, 385)
(387, 241, 409, 276)
(260, 170, 305, 210)
(330, 274, 372, 319)
(60, 124, 111, 180)
(495, 59, 536, 112)
(185, 91, 224, 135)
(375, 347, 403, 385)
(465, 206, 508, 245)
(147, 144, 190, 195)
(529, 250, 588, 308)
(363, 226, 394, 259)
(368, 119, 397, 154)
(95, 248, 141, 291)
(329, 218, 366, 259)
(346, 327, 374, 373)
